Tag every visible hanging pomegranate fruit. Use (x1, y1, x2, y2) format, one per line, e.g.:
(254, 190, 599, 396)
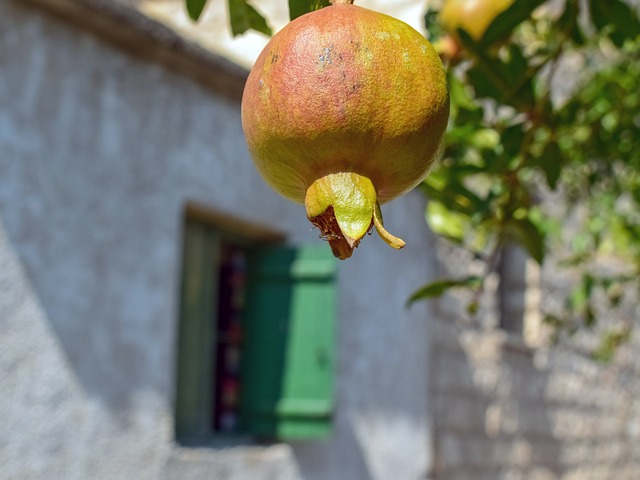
(242, 0, 449, 259)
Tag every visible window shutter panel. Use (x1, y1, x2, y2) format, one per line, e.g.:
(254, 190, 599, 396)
(175, 221, 220, 442)
(240, 245, 337, 440)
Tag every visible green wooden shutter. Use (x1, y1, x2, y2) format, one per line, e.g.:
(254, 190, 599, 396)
(175, 220, 220, 443)
(240, 245, 337, 440)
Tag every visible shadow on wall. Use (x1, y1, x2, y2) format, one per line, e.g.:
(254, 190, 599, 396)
(429, 315, 564, 480)
(291, 414, 375, 480)
(0, 42, 185, 411)
(0, 179, 180, 416)
(0, 8, 186, 418)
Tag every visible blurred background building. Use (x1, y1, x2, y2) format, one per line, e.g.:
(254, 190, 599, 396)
(1, 1, 639, 479)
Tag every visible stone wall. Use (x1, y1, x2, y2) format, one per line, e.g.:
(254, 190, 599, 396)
(429, 274, 640, 480)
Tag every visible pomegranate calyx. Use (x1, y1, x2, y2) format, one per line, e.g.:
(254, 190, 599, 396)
(305, 172, 405, 260)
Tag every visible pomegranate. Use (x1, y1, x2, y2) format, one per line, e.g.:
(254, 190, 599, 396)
(439, 0, 514, 44)
(242, 0, 449, 259)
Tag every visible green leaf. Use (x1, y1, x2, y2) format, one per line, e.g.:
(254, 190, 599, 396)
(504, 217, 546, 264)
(461, 31, 535, 107)
(426, 201, 467, 242)
(289, 0, 331, 21)
(467, 301, 480, 315)
(504, 43, 529, 82)
(468, 128, 500, 150)
(500, 123, 526, 160)
(584, 305, 596, 328)
(448, 73, 479, 112)
(456, 29, 505, 92)
(542, 314, 565, 328)
(421, 176, 486, 216)
(465, 66, 503, 102)
(570, 21, 586, 46)
(186, 0, 208, 21)
(558, 251, 592, 267)
(407, 276, 482, 306)
(228, 0, 272, 36)
(538, 140, 564, 189)
(593, 327, 631, 363)
(481, 0, 545, 46)
(558, 0, 585, 46)
(589, 0, 640, 47)
(570, 273, 594, 312)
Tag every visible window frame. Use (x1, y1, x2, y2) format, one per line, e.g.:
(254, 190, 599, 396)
(173, 203, 284, 446)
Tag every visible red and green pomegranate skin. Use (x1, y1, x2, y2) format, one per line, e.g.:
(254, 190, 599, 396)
(241, 2, 449, 258)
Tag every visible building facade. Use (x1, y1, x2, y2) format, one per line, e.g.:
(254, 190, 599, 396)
(1, 1, 639, 480)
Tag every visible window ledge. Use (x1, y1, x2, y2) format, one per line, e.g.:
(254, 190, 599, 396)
(165, 443, 295, 477)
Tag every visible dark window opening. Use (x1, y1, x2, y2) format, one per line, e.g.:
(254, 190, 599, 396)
(212, 244, 246, 434)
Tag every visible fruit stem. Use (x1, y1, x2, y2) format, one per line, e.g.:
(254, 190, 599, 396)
(305, 172, 405, 259)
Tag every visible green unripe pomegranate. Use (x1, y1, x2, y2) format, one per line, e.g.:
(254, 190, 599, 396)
(242, 0, 449, 259)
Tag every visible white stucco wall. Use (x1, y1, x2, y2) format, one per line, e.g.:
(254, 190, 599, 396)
(0, 2, 438, 479)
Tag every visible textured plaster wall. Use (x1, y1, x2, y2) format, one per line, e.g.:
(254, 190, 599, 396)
(0, 2, 438, 479)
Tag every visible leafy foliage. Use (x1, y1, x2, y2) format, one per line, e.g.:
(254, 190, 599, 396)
(185, 0, 328, 33)
(412, 0, 640, 357)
